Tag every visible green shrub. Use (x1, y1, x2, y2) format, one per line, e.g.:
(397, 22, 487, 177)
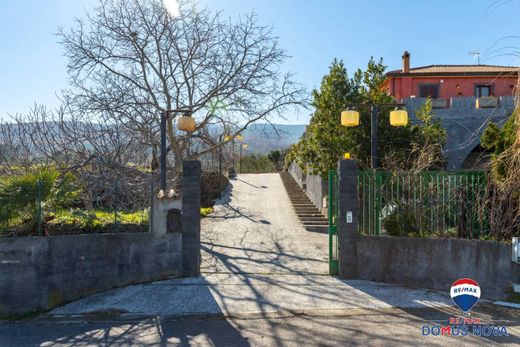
(0, 169, 79, 234)
(382, 206, 420, 237)
(47, 209, 148, 234)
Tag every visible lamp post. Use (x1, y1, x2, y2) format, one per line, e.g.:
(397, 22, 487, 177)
(218, 133, 232, 198)
(234, 134, 243, 174)
(160, 109, 196, 191)
(341, 103, 408, 169)
(240, 143, 248, 173)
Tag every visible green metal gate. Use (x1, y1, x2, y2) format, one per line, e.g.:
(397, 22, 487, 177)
(328, 170, 339, 275)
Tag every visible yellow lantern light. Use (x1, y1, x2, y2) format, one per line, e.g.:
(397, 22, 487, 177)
(389, 109, 408, 127)
(236, 134, 244, 142)
(242, 143, 248, 149)
(223, 135, 231, 142)
(343, 152, 351, 160)
(341, 110, 360, 127)
(177, 114, 196, 132)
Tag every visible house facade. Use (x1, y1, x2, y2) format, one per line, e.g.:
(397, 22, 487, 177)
(385, 51, 518, 100)
(384, 52, 518, 170)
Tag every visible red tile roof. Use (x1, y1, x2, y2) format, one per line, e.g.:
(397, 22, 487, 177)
(387, 65, 519, 76)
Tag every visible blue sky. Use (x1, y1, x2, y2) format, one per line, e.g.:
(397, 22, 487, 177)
(1, 0, 519, 124)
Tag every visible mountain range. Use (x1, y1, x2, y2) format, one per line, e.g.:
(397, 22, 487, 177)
(238, 124, 306, 154)
(0, 121, 307, 156)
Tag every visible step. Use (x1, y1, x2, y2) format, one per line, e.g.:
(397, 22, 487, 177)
(302, 220, 328, 225)
(304, 225, 329, 233)
(302, 221, 329, 226)
(281, 173, 328, 231)
(296, 214, 326, 218)
(300, 216, 327, 221)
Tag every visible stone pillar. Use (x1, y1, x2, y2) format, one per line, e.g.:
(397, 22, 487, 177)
(181, 160, 201, 277)
(337, 159, 358, 279)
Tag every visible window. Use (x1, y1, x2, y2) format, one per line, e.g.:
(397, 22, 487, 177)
(475, 84, 492, 97)
(419, 84, 439, 98)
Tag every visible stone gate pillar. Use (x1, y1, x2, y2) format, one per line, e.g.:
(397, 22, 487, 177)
(182, 160, 201, 277)
(337, 159, 358, 279)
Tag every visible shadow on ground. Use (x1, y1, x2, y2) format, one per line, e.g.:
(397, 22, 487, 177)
(11, 174, 516, 346)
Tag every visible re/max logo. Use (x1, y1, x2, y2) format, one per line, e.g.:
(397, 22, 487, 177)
(452, 287, 477, 294)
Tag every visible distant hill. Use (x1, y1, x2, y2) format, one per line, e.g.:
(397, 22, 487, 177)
(0, 121, 307, 156)
(240, 123, 306, 154)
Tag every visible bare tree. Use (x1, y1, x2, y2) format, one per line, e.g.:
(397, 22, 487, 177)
(0, 104, 152, 211)
(57, 0, 306, 171)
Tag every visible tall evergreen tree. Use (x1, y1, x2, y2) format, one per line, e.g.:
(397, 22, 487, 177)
(294, 58, 419, 175)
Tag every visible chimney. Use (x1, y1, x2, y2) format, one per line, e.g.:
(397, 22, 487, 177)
(402, 51, 410, 73)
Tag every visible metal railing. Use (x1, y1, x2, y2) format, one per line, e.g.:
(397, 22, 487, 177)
(357, 170, 488, 237)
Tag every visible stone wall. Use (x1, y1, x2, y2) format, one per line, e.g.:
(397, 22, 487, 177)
(0, 160, 202, 315)
(355, 235, 520, 300)
(305, 171, 328, 213)
(288, 162, 305, 189)
(0, 233, 182, 314)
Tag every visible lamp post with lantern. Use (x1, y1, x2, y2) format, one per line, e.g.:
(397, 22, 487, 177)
(340, 103, 408, 169)
(160, 109, 196, 191)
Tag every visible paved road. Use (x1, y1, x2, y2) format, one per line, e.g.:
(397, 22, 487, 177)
(1, 305, 519, 346)
(1, 173, 519, 346)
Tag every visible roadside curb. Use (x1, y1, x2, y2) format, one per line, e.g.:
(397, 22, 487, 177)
(41, 306, 459, 323)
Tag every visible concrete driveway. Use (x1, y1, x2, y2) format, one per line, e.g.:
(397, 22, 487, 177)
(201, 173, 328, 275)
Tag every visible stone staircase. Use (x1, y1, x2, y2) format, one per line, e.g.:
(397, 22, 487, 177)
(280, 172, 328, 233)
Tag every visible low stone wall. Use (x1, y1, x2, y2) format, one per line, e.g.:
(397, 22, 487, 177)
(354, 235, 520, 299)
(305, 172, 328, 213)
(0, 233, 182, 314)
(288, 162, 305, 189)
